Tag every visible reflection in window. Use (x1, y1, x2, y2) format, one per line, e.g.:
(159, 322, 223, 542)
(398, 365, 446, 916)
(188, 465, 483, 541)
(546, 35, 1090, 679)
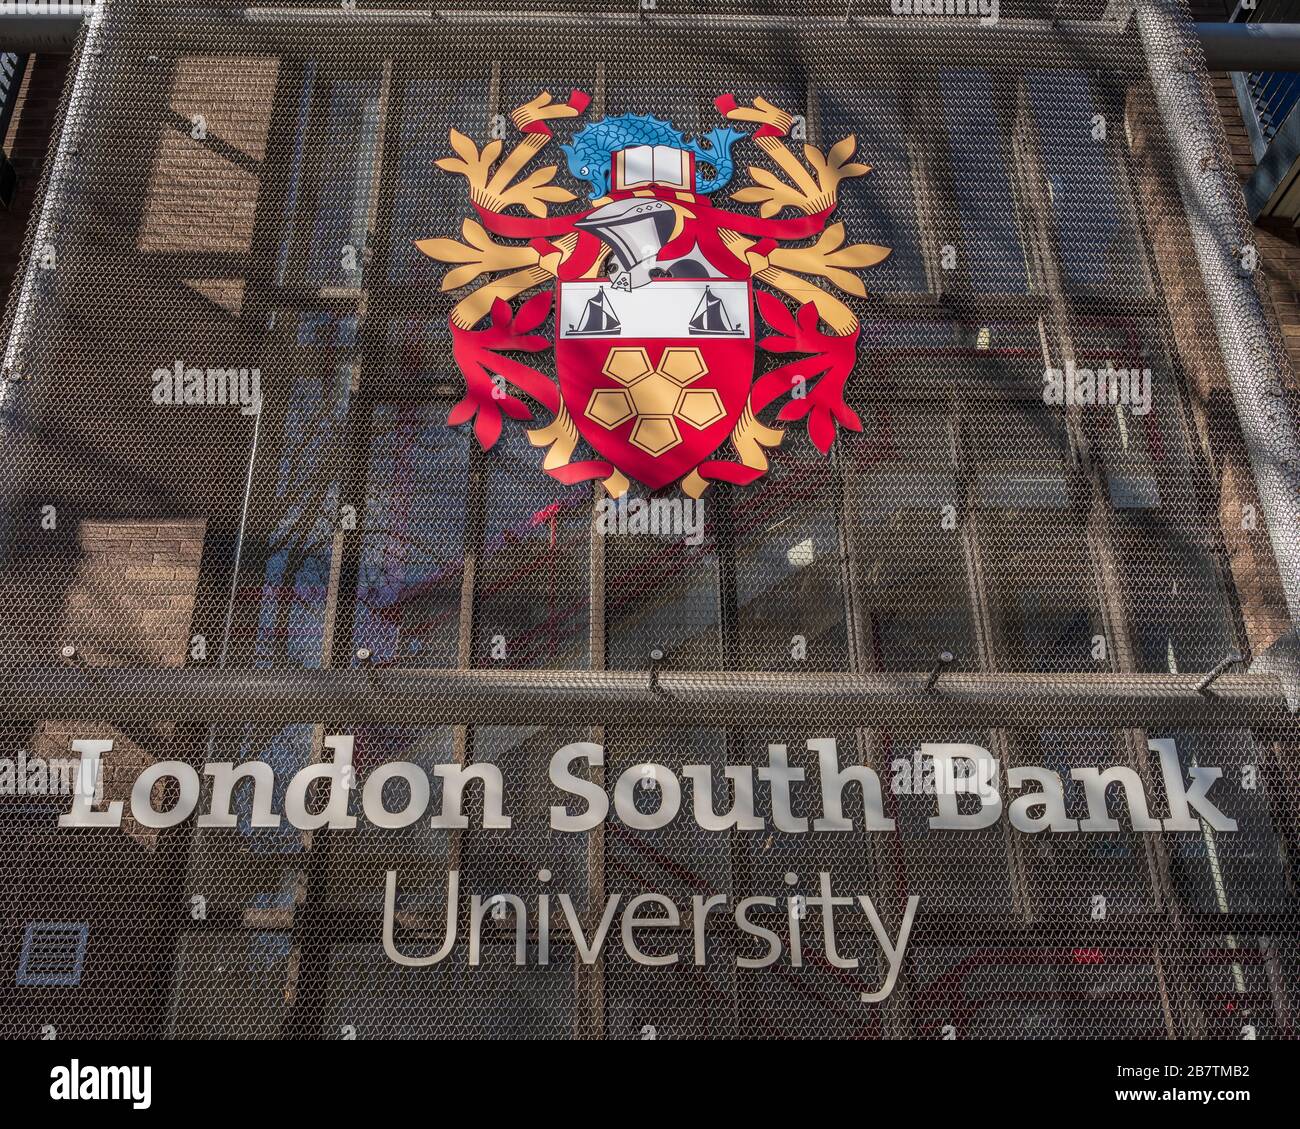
(1189, 935, 1299, 1039)
(1011, 729, 1156, 919)
(311, 75, 382, 287)
(1119, 520, 1238, 675)
(255, 364, 351, 669)
(461, 726, 589, 910)
(1074, 320, 1161, 511)
(818, 81, 928, 293)
(982, 521, 1103, 673)
(859, 317, 1044, 395)
(185, 724, 311, 938)
(875, 729, 1014, 916)
(1065, 324, 1241, 673)
(325, 945, 574, 1039)
(473, 432, 592, 669)
(606, 945, 738, 1039)
(387, 72, 490, 286)
(325, 726, 456, 920)
(279, 69, 384, 291)
(351, 403, 469, 667)
(967, 404, 1102, 672)
(1027, 71, 1143, 299)
(1158, 730, 1295, 916)
(737, 959, 886, 1040)
(969, 400, 1072, 512)
(604, 727, 731, 906)
(739, 730, 872, 892)
(383, 316, 455, 390)
(908, 945, 1167, 1038)
(171, 931, 293, 1037)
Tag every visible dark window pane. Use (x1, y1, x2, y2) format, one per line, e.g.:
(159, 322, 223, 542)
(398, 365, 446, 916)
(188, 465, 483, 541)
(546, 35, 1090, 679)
(604, 483, 721, 670)
(940, 69, 1028, 294)
(846, 408, 975, 671)
(733, 433, 848, 671)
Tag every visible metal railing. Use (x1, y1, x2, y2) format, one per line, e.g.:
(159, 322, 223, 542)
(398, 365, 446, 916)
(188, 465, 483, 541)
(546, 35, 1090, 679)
(1232, 0, 1300, 161)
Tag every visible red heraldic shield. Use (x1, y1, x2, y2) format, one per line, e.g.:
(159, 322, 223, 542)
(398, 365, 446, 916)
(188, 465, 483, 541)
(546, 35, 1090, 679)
(556, 275, 755, 491)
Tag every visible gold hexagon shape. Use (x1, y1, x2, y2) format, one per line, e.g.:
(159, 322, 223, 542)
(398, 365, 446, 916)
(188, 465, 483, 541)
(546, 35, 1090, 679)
(629, 415, 682, 455)
(602, 347, 654, 386)
(586, 388, 635, 429)
(657, 347, 708, 386)
(675, 388, 726, 429)
(628, 370, 683, 417)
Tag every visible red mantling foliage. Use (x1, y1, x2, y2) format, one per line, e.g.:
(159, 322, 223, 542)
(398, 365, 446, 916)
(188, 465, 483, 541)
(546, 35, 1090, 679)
(752, 290, 861, 454)
(448, 293, 558, 449)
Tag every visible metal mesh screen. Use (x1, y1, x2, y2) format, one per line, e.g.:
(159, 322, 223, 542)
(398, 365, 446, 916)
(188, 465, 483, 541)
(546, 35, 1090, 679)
(0, 0, 1297, 1039)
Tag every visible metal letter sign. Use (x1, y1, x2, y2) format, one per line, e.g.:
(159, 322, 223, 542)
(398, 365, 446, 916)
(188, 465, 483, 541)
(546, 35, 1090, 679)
(417, 92, 890, 497)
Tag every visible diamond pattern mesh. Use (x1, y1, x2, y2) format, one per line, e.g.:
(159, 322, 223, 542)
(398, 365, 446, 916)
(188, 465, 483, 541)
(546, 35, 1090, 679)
(0, 0, 1297, 1039)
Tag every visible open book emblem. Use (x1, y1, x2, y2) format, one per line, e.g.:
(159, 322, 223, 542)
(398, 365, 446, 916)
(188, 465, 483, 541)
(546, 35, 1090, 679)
(615, 144, 693, 191)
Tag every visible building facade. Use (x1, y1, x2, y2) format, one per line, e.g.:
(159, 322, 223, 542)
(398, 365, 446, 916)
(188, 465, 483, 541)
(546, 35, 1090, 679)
(0, 0, 1297, 1039)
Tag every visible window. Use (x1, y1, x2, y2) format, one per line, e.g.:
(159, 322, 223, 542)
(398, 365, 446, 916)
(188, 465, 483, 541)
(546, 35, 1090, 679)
(940, 68, 1030, 295)
(17, 922, 89, 987)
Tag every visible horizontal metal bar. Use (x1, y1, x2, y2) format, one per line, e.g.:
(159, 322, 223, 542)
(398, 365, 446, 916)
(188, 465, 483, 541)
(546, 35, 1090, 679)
(1199, 21, 1300, 72)
(240, 7, 1141, 62)
(240, 9, 1110, 32)
(0, 6, 92, 53)
(8, 5, 1297, 81)
(5, 666, 1292, 728)
(11, 6, 1297, 73)
(7, 7, 1141, 65)
(220, 10, 1141, 68)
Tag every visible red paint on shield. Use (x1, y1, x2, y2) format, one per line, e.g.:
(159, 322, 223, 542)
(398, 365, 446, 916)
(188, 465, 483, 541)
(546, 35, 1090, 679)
(556, 283, 755, 491)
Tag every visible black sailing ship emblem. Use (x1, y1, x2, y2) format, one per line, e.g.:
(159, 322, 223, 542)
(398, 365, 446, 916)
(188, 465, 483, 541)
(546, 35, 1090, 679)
(568, 289, 622, 336)
(689, 287, 743, 336)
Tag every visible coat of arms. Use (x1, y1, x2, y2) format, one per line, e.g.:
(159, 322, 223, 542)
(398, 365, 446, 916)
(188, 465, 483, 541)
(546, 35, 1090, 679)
(417, 91, 890, 497)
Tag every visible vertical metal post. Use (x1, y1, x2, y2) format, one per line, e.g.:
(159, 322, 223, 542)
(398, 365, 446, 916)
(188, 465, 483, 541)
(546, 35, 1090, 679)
(2, 1, 103, 379)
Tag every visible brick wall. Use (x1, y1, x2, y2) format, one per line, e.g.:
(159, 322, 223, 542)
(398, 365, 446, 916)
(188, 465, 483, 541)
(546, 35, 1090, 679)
(61, 518, 205, 668)
(3, 515, 203, 1035)
(31, 518, 206, 849)
(1186, 31, 1300, 654)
